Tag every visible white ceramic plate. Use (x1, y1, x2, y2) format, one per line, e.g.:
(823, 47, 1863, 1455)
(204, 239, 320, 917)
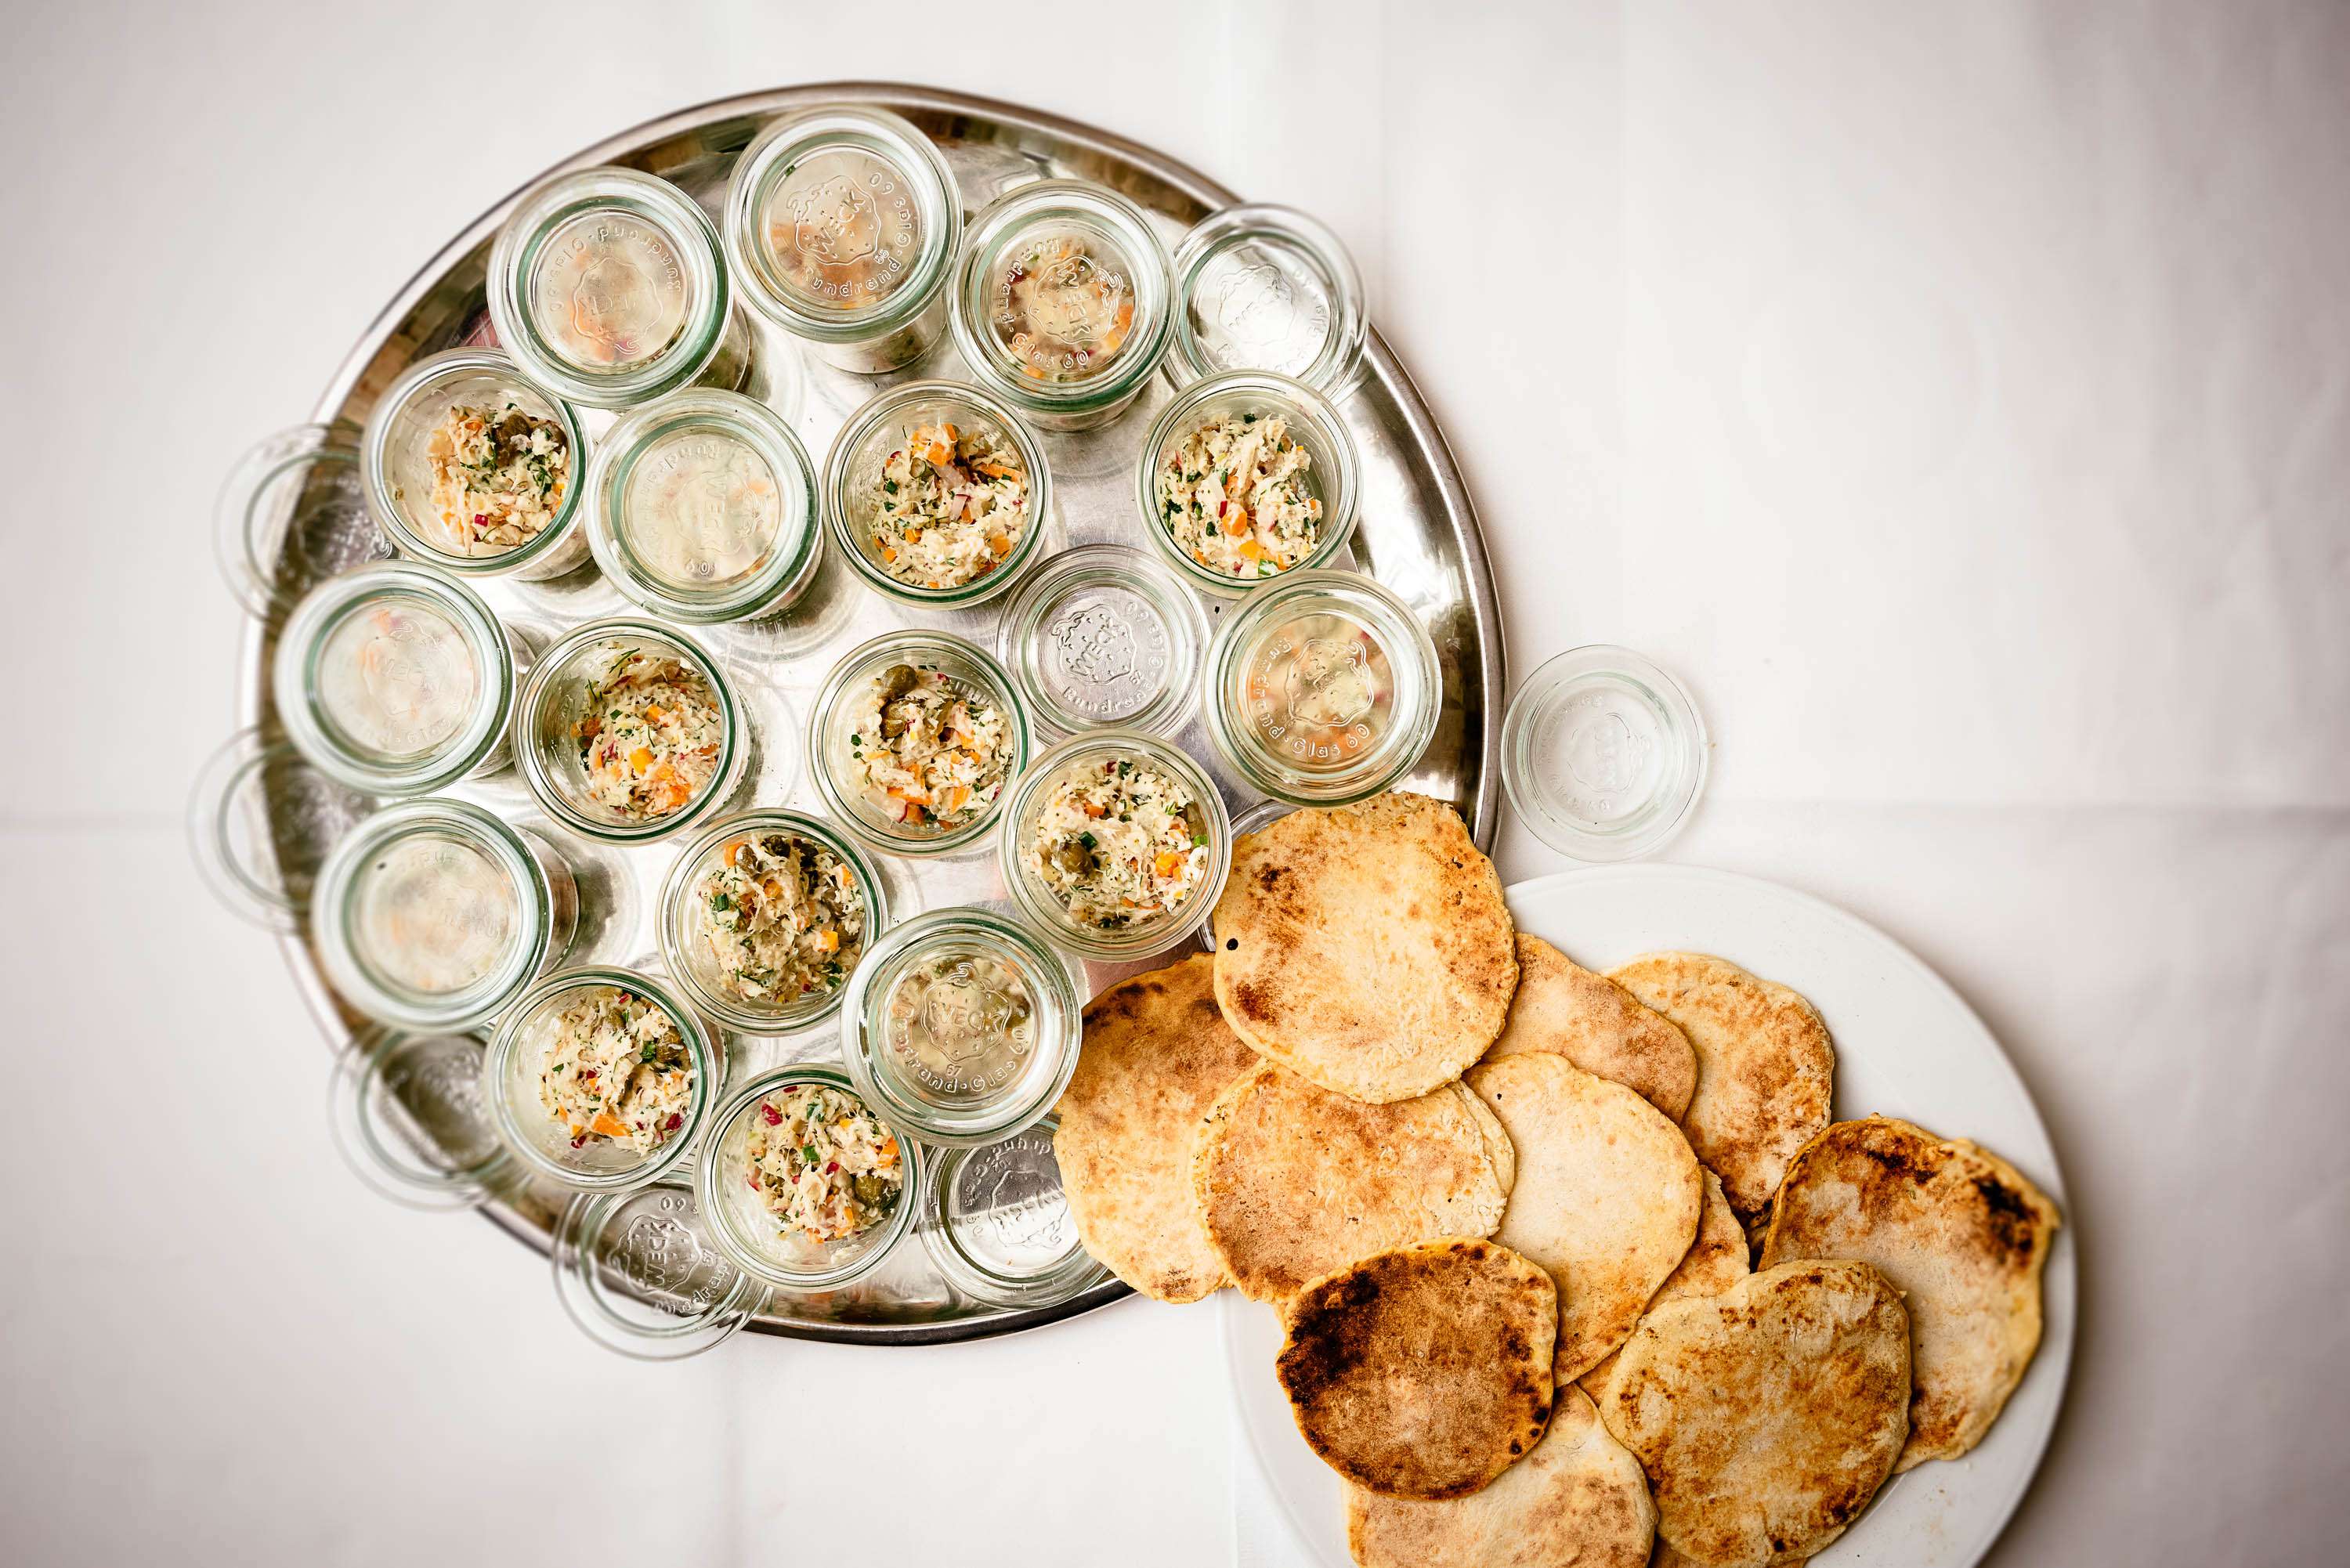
(1222, 862, 2075, 1567)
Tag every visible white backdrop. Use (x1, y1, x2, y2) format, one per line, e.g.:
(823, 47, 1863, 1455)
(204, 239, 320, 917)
(5, 2, 2347, 1565)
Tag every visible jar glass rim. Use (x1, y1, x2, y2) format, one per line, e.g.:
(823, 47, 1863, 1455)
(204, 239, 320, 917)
(550, 1179, 767, 1360)
(483, 964, 720, 1193)
(995, 542, 1209, 739)
(655, 807, 892, 1034)
(918, 1115, 1106, 1306)
(838, 905, 1083, 1147)
(312, 797, 556, 1031)
(587, 389, 821, 622)
(948, 179, 1176, 414)
(1133, 367, 1363, 598)
(273, 560, 516, 795)
(329, 1025, 515, 1211)
(487, 167, 734, 408)
(820, 378, 1055, 608)
(1201, 568, 1442, 807)
(361, 347, 591, 576)
(723, 106, 962, 341)
(1499, 643, 1709, 862)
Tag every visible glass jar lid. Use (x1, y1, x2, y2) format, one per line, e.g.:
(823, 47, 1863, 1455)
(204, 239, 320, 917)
(273, 562, 516, 796)
(1170, 204, 1367, 396)
(656, 807, 892, 1036)
(920, 1115, 1106, 1307)
(997, 729, 1233, 960)
(488, 167, 734, 409)
(1501, 645, 1709, 862)
(483, 965, 721, 1194)
(587, 390, 820, 622)
(188, 728, 372, 931)
(694, 1064, 922, 1292)
(551, 1180, 766, 1360)
(996, 544, 1207, 739)
(949, 180, 1175, 414)
(327, 1027, 514, 1211)
(312, 798, 560, 1031)
(806, 629, 1032, 858)
(361, 348, 589, 576)
(724, 106, 961, 340)
(1202, 569, 1441, 806)
(820, 379, 1055, 609)
(215, 422, 389, 618)
(840, 907, 1082, 1147)
(513, 616, 749, 845)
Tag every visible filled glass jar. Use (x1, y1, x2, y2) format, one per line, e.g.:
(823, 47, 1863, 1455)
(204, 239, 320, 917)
(949, 180, 1174, 431)
(723, 106, 962, 373)
(807, 630, 1032, 858)
(585, 389, 822, 622)
(1202, 569, 1441, 807)
(839, 906, 1082, 1147)
(487, 167, 750, 410)
(821, 379, 1054, 609)
(363, 349, 589, 580)
(273, 561, 529, 796)
(693, 1064, 921, 1292)
(481, 965, 720, 1194)
(512, 616, 749, 845)
(311, 798, 578, 1032)
(997, 730, 1231, 960)
(656, 807, 890, 1035)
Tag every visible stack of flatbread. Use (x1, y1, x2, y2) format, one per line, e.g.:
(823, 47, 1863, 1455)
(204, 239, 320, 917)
(1051, 791, 2063, 1568)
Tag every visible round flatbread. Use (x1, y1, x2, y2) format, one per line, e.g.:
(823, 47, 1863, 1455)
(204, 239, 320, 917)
(1607, 953, 1835, 1220)
(1484, 934, 1698, 1120)
(1278, 1237, 1557, 1501)
(1759, 1116, 2062, 1471)
(1213, 793, 1517, 1104)
(1195, 1061, 1513, 1302)
(1053, 955, 1262, 1302)
(1579, 1168, 1749, 1400)
(1466, 1052, 1703, 1383)
(1596, 1260, 1911, 1568)
(1345, 1385, 1655, 1568)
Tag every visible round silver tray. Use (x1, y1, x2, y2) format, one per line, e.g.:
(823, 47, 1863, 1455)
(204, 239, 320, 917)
(235, 83, 1504, 1345)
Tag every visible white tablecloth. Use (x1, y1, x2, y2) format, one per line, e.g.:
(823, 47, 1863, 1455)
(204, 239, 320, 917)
(6, 3, 2346, 1564)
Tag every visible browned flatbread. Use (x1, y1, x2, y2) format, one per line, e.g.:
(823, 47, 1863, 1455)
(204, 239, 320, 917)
(1466, 1053, 1702, 1383)
(1759, 1116, 2062, 1470)
(1278, 1237, 1557, 1501)
(1580, 1168, 1749, 1400)
(1213, 793, 1517, 1104)
(1597, 1260, 1910, 1568)
(1051, 956, 1260, 1302)
(1484, 934, 1698, 1119)
(1194, 1061, 1513, 1302)
(1346, 1386, 1655, 1567)
(1607, 953, 1835, 1220)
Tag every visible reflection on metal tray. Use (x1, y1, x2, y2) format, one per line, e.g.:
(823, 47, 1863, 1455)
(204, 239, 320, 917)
(234, 84, 1504, 1346)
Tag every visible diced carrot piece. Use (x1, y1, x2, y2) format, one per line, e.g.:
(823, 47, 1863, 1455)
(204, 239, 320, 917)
(645, 703, 667, 723)
(628, 746, 655, 775)
(723, 838, 750, 867)
(1224, 508, 1253, 538)
(988, 535, 1010, 558)
(1081, 802, 1107, 818)
(1154, 852, 1182, 878)
(815, 928, 840, 953)
(590, 1112, 629, 1138)
(1238, 537, 1267, 560)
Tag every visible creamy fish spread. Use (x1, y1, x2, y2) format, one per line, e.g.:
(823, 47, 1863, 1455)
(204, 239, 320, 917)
(1157, 412, 1321, 580)
(694, 831, 865, 1006)
(744, 1082, 904, 1243)
(870, 421, 1030, 590)
(575, 650, 723, 822)
(420, 402, 569, 557)
(1026, 757, 1209, 928)
(847, 663, 1011, 832)
(538, 986, 693, 1153)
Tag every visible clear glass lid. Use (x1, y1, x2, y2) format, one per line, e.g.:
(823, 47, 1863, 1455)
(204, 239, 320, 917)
(327, 1027, 514, 1211)
(1501, 645, 1709, 862)
(273, 561, 515, 795)
(920, 1115, 1105, 1307)
(488, 167, 734, 407)
(188, 728, 372, 932)
(840, 907, 1083, 1147)
(724, 105, 961, 337)
(1170, 204, 1368, 396)
(996, 543, 1208, 739)
(551, 1180, 766, 1360)
(587, 389, 819, 621)
(215, 422, 389, 618)
(1202, 569, 1441, 806)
